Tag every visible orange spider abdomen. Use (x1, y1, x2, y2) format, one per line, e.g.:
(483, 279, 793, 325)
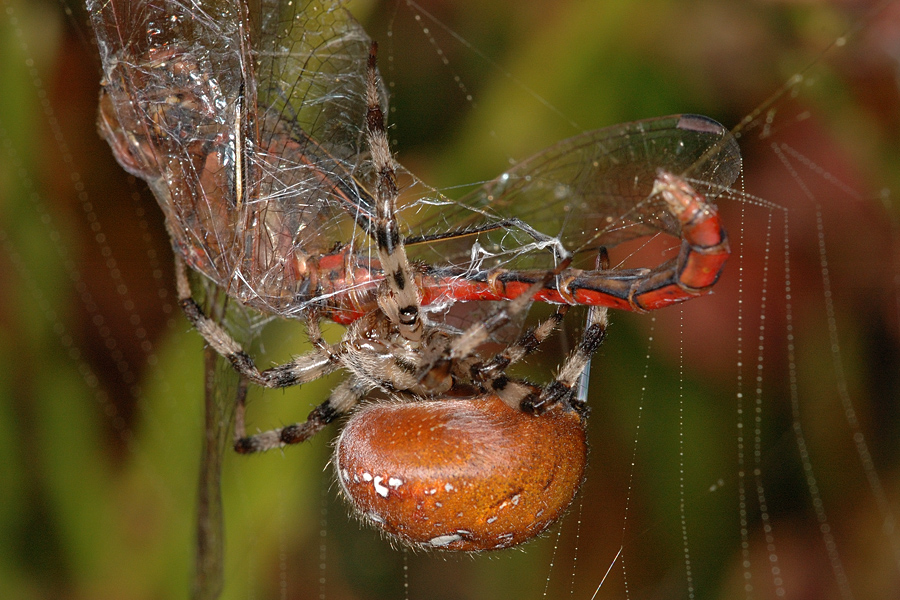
(334, 395, 587, 551)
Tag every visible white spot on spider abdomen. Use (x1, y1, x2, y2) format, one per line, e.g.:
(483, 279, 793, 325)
(373, 476, 389, 498)
(428, 534, 462, 547)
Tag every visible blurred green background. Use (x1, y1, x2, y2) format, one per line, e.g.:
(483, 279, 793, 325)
(1, 0, 899, 598)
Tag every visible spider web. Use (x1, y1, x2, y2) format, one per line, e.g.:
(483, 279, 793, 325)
(0, 1, 899, 599)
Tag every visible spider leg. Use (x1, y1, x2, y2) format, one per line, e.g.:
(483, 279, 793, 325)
(445, 261, 571, 366)
(524, 304, 609, 413)
(176, 256, 341, 388)
(521, 251, 610, 412)
(452, 305, 569, 410)
(305, 310, 341, 358)
(410, 262, 568, 399)
(478, 305, 570, 375)
(471, 250, 608, 411)
(364, 44, 423, 342)
(234, 377, 371, 454)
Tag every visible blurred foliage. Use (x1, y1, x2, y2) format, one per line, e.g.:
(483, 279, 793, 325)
(1, 0, 899, 599)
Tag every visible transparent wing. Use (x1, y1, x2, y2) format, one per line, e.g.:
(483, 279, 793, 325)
(402, 114, 741, 271)
(89, 0, 379, 318)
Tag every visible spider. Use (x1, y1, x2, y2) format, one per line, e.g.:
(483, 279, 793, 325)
(166, 43, 721, 551)
(90, 0, 730, 553)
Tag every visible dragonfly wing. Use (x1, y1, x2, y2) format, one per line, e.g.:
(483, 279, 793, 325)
(404, 114, 740, 272)
(254, 0, 383, 167)
(89, 0, 379, 319)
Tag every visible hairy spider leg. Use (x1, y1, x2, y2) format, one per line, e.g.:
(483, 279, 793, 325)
(175, 257, 341, 389)
(364, 43, 424, 342)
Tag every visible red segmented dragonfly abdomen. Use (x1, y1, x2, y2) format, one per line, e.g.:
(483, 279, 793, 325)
(256, 167, 730, 323)
(188, 166, 729, 323)
(411, 168, 729, 313)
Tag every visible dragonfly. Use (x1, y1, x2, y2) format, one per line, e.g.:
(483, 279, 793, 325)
(87, 0, 739, 594)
